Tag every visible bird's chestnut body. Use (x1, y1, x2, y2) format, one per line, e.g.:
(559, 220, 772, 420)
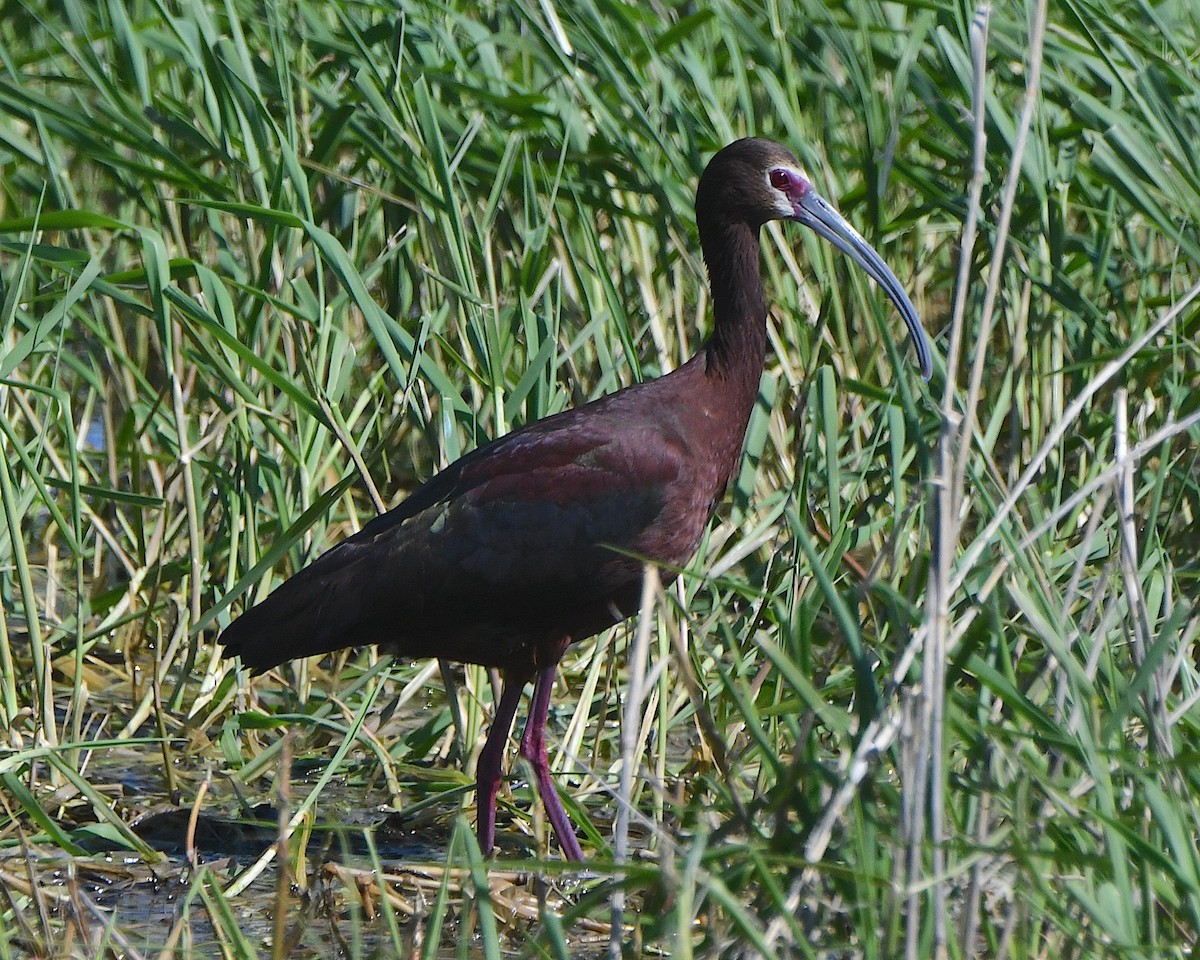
(218, 138, 933, 860)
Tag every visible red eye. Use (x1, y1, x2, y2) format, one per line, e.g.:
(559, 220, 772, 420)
(770, 169, 790, 189)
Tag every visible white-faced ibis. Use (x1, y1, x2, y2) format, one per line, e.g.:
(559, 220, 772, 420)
(218, 138, 934, 861)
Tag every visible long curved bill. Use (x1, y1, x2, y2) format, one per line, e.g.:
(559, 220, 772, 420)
(795, 191, 934, 380)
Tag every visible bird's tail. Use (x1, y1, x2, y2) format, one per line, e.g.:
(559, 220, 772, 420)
(216, 543, 368, 674)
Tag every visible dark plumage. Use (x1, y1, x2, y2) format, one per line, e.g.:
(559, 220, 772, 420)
(218, 138, 934, 860)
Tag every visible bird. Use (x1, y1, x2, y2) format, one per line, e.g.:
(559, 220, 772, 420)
(218, 137, 934, 861)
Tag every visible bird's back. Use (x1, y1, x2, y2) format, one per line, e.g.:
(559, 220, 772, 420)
(218, 363, 743, 675)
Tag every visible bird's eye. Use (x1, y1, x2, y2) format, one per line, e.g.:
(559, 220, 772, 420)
(769, 169, 790, 190)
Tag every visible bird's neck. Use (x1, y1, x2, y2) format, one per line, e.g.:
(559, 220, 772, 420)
(700, 220, 768, 387)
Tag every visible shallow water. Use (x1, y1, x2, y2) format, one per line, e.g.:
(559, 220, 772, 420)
(17, 743, 624, 957)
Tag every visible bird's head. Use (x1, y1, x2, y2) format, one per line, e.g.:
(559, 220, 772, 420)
(697, 137, 934, 380)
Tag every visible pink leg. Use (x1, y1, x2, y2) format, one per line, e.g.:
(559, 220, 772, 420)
(519, 664, 585, 861)
(475, 671, 528, 855)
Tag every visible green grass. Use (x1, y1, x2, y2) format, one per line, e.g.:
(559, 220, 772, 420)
(1, 0, 1199, 956)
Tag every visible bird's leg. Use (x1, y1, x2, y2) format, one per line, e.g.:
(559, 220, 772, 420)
(519, 663, 585, 861)
(475, 670, 529, 856)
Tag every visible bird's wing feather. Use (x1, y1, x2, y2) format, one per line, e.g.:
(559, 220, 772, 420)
(219, 404, 699, 672)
